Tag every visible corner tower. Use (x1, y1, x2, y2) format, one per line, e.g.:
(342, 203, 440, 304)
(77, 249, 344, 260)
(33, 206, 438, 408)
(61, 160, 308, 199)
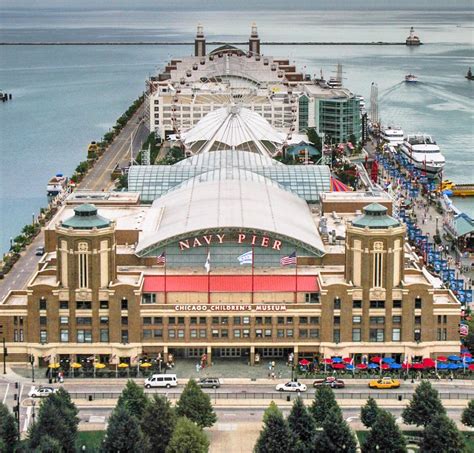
(345, 203, 405, 292)
(249, 22, 261, 56)
(194, 24, 206, 57)
(56, 204, 116, 290)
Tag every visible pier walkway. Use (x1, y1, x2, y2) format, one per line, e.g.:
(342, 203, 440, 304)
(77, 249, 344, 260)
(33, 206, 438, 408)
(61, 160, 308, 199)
(1, 41, 411, 46)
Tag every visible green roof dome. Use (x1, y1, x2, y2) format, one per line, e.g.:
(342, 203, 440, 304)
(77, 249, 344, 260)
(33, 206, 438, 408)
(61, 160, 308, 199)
(61, 204, 111, 230)
(352, 203, 400, 229)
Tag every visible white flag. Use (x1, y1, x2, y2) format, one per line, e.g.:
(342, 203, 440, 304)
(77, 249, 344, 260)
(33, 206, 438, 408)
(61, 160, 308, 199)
(204, 251, 211, 273)
(237, 250, 253, 265)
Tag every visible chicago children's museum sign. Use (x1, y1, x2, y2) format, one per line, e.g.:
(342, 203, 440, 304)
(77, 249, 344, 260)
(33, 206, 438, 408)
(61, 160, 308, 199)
(178, 233, 283, 251)
(174, 304, 288, 312)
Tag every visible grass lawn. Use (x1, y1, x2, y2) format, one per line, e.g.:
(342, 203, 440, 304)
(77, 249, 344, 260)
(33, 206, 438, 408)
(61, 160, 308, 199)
(76, 431, 105, 452)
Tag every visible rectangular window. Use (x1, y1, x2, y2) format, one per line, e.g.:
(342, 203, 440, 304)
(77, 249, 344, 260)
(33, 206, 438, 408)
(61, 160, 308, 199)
(264, 329, 272, 338)
(212, 329, 219, 338)
(277, 329, 284, 338)
(233, 316, 241, 325)
(177, 317, 185, 325)
(233, 329, 241, 338)
(277, 317, 284, 325)
(443, 328, 447, 341)
(59, 301, 68, 309)
(168, 329, 176, 339)
(39, 298, 47, 310)
(415, 297, 422, 309)
(190, 329, 197, 338)
(286, 329, 294, 338)
(39, 316, 47, 326)
(143, 317, 152, 325)
(334, 316, 341, 325)
(190, 317, 197, 325)
(143, 329, 152, 340)
(76, 317, 92, 325)
(437, 327, 442, 341)
(256, 317, 263, 325)
(154, 317, 163, 325)
(392, 328, 401, 342)
(178, 329, 185, 339)
(370, 316, 385, 325)
(76, 301, 92, 310)
(414, 329, 421, 342)
(121, 299, 128, 310)
(168, 317, 176, 325)
(40, 330, 47, 343)
(13, 330, 18, 342)
(369, 328, 384, 342)
(352, 328, 361, 342)
(370, 300, 385, 309)
(141, 293, 156, 304)
(77, 330, 92, 343)
(100, 300, 109, 309)
(310, 317, 320, 325)
(59, 316, 68, 325)
(265, 317, 272, 325)
(286, 317, 293, 325)
(334, 297, 341, 310)
(60, 330, 69, 342)
(100, 329, 109, 342)
(392, 316, 402, 324)
(100, 316, 109, 325)
(415, 316, 422, 325)
(353, 300, 362, 309)
(243, 329, 250, 338)
(333, 329, 341, 343)
(121, 330, 128, 343)
(305, 293, 320, 303)
(255, 329, 263, 338)
(221, 329, 229, 338)
(299, 316, 308, 324)
(393, 300, 402, 308)
(212, 317, 219, 325)
(19, 329, 24, 342)
(243, 317, 250, 325)
(199, 329, 206, 338)
(310, 329, 320, 339)
(154, 329, 163, 338)
(299, 329, 308, 338)
(352, 316, 361, 324)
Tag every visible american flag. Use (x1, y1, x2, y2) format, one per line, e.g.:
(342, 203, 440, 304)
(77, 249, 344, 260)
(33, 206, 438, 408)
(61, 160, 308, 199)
(156, 252, 166, 265)
(280, 251, 297, 266)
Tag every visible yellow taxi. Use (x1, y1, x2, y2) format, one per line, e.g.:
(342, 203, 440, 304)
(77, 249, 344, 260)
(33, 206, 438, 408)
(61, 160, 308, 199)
(368, 377, 400, 389)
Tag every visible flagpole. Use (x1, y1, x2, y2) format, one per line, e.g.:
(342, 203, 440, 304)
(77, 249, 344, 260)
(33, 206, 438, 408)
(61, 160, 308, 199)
(251, 244, 254, 304)
(294, 253, 298, 304)
(207, 247, 211, 304)
(164, 248, 167, 305)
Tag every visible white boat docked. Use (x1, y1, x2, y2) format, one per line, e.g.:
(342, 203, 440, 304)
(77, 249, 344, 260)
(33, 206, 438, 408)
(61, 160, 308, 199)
(47, 174, 67, 196)
(405, 74, 417, 83)
(398, 134, 445, 177)
(381, 126, 404, 145)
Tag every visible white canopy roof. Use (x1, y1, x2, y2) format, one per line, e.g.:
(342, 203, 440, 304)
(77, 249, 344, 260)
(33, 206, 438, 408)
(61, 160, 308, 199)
(136, 178, 325, 257)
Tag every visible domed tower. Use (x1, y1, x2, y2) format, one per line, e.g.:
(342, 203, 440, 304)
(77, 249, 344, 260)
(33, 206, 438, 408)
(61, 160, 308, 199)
(249, 22, 261, 56)
(194, 24, 206, 57)
(56, 204, 116, 290)
(345, 203, 405, 292)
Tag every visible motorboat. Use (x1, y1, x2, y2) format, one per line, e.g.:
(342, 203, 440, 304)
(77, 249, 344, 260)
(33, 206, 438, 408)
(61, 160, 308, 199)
(466, 67, 474, 81)
(405, 74, 418, 83)
(327, 77, 342, 89)
(381, 126, 404, 145)
(398, 134, 445, 177)
(47, 174, 67, 196)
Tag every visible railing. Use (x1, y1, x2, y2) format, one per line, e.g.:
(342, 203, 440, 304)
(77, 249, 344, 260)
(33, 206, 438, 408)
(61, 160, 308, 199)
(69, 391, 474, 401)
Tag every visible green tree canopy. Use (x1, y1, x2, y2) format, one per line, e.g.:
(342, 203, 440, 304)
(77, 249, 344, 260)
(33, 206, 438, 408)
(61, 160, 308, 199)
(28, 388, 79, 452)
(306, 128, 322, 151)
(461, 399, 474, 427)
(310, 386, 340, 427)
(287, 397, 316, 453)
(361, 397, 380, 429)
(176, 379, 217, 428)
(254, 402, 292, 453)
(141, 395, 177, 453)
(362, 409, 407, 453)
(165, 417, 209, 453)
(102, 405, 149, 453)
(420, 413, 466, 453)
(402, 381, 446, 427)
(36, 434, 63, 453)
(117, 379, 149, 419)
(0, 402, 18, 453)
(317, 406, 357, 453)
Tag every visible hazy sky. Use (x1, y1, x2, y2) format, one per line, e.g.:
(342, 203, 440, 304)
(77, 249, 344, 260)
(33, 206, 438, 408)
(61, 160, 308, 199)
(2, 0, 473, 10)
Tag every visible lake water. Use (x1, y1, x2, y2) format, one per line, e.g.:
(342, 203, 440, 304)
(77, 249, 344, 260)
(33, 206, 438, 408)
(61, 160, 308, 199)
(0, 7, 473, 253)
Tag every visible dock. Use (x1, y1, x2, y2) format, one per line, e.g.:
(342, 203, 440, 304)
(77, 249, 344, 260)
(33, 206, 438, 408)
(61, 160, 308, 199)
(0, 41, 412, 46)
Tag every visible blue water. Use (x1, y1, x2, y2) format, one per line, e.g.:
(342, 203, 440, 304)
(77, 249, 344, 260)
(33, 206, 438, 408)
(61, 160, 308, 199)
(0, 7, 473, 253)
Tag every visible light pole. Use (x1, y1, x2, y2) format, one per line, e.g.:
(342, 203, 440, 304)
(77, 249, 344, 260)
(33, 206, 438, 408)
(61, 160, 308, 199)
(435, 216, 439, 236)
(9, 237, 13, 250)
(30, 354, 35, 382)
(32, 213, 35, 227)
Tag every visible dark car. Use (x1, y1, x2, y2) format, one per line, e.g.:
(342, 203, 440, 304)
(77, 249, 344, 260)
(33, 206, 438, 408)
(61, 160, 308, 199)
(313, 377, 345, 389)
(35, 246, 45, 256)
(197, 377, 221, 389)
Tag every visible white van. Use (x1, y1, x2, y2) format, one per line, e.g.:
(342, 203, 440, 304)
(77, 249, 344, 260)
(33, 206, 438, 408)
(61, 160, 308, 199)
(144, 374, 178, 389)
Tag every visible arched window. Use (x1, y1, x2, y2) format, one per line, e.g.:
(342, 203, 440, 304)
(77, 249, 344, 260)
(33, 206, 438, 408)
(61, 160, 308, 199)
(78, 242, 89, 288)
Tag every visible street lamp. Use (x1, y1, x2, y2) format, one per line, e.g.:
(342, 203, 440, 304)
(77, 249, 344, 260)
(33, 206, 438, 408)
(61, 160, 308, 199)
(32, 213, 35, 226)
(435, 216, 439, 236)
(30, 354, 35, 383)
(9, 237, 13, 250)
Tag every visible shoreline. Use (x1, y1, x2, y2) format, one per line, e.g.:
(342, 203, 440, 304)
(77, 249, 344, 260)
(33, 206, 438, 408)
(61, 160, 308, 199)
(0, 41, 414, 46)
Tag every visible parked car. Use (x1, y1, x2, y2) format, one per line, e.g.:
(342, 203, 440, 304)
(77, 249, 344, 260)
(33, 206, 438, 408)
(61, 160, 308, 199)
(275, 381, 307, 392)
(28, 386, 57, 398)
(144, 374, 178, 389)
(35, 246, 45, 256)
(313, 377, 345, 388)
(197, 377, 221, 389)
(368, 377, 400, 389)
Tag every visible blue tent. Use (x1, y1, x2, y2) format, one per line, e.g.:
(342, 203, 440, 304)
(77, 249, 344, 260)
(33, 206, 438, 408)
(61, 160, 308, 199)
(448, 355, 461, 361)
(332, 357, 343, 363)
(437, 363, 449, 370)
(383, 358, 395, 363)
(368, 363, 379, 369)
(390, 363, 402, 369)
(447, 363, 459, 370)
(346, 364, 354, 371)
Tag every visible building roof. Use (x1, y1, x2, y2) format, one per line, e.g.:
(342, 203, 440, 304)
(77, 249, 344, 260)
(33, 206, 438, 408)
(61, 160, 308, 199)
(351, 203, 400, 229)
(453, 213, 474, 237)
(135, 178, 325, 257)
(61, 204, 111, 230)
(143, 275, 319, 292)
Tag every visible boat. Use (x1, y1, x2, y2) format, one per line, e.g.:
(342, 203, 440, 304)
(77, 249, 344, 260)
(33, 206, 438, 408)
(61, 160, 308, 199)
(405, 74, 418, 83)
(327, 77, 342, 89)
(381, 126, 404, 145)
(466, 67, 474, 81)
(398, 134, 445, 177)
(47, 174, 67, 196)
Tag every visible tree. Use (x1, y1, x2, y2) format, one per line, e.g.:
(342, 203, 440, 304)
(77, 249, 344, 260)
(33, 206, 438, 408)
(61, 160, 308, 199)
(306, 128, 322, 151)
(317, 406, 357, 453)
(102, 405, 149, 453)
(402, 381, 446, 427)
(287, 397, 316, 453)
(0, 403, 18, 452)
(420, 413, 466, 453)
(461, 399, 474, 427)
(36, 434, 63, 453)
(254, 402, 292, 453)
(310, 386, 340, 427)
(176, 379, 216, 428)
(362, 409, 407, 453)
(361, 397, 380, 429)
(165, 417, 209, 453)
(28, 388, 79, 452)
(117, 379, 149, 419)
(141, 395, 177, 453)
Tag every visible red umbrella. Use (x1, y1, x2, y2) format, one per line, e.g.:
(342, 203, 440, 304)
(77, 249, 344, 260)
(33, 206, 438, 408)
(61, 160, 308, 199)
(422, 358, 436, 368)
(332, 363, 345, 370)
(402, 363, 412, 369)
(371, 356, 382, 364)
(343, 357, 352, 363)
(469, 364, 474, 371)
(437, 356, 448, 362)
(462, 352, 472, 358)
(356, 363, 368, 370)
(381, 363, 390, 370)
(299, 359, 310, 366)
(412, 363, 424, 370)
(323, 358, 333, 364)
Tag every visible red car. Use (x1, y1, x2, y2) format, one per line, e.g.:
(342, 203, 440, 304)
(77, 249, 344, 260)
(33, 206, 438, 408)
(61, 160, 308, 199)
(313, 377, 345, 389)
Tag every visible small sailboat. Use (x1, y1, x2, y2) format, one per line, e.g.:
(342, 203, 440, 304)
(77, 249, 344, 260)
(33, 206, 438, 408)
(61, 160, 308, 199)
(405, 74, 417, 83)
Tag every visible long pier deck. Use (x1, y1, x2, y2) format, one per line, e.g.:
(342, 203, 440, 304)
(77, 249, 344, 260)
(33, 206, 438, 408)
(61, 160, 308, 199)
(1, 41, 412, 46)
